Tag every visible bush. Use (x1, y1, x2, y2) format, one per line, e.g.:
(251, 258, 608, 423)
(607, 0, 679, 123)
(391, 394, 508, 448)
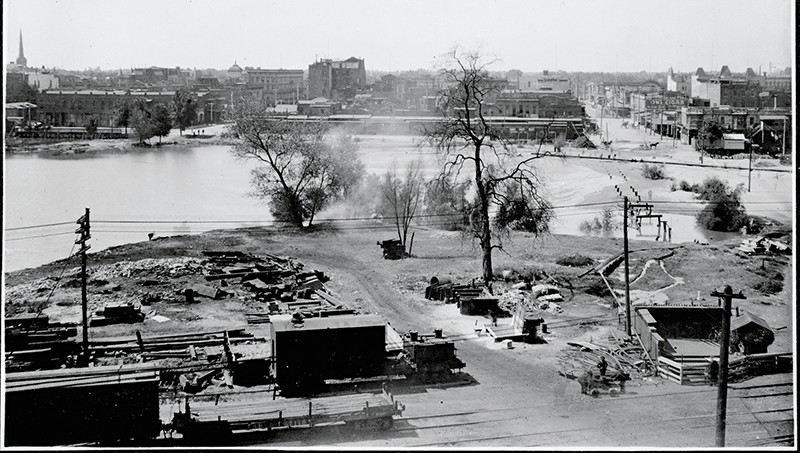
(753, 279, 783, 294)
(695, 177, 749, 232)
(556, 254, 594, 267)
(641, 164, 667, 180)
(584, 278, 611, 297)
(579, 208, 618, 233)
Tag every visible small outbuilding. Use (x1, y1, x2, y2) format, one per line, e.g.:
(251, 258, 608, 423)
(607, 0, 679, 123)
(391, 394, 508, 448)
(731, 311, 774, 354)
(722, 133, 746, 151)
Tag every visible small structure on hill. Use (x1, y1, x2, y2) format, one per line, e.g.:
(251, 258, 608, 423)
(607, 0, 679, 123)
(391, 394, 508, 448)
(731, 311, 774, 354)
(270, 314, 387, 396)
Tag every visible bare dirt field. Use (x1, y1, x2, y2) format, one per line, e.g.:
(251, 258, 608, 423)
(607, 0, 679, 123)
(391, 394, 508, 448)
(4, 223, 793, 448)
(3, 106, 794, 447)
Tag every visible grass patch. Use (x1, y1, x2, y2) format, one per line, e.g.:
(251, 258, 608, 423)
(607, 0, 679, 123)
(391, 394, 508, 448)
(556, 254, 594, 267)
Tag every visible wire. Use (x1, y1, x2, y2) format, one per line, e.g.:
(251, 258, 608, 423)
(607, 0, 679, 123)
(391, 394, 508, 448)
(4, 221, 76, 231)
(3, 200, 624, 232)
(35, 236, 79, 316)
(5, 231, 78, 241)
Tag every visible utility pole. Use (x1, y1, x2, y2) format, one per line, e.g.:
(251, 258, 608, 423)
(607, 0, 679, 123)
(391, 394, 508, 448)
(710, 285, 746, 447)
(75, 208, 91, 365)
(782, 117, 786, 156)
(623, 197, 631, 336)
(748, 144, 753, 192)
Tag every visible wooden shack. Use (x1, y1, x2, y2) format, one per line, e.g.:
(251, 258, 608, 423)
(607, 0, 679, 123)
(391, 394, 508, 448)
(270, 314, 387, 395)
(731, 311, 774, 354)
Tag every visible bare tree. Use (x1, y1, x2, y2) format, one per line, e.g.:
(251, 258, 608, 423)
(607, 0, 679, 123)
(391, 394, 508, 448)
(380, 160, 424, 249)
(423, 47, 559, 287)
(228, 96, 364, 227)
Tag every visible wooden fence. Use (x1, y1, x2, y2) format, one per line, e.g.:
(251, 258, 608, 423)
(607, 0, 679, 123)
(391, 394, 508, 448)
(633, 308, 664, 364)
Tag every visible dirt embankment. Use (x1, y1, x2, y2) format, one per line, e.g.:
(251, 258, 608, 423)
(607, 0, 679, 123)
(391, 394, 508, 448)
(4, 224, 793, 349)
(5, 124, 237, 156)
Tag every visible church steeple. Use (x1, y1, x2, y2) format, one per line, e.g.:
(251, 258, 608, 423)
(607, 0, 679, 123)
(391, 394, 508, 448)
(16, 29, 27, 67)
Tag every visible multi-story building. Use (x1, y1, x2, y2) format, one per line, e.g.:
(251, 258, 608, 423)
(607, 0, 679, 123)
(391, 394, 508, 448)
(760, 74, 791, 92)
(679, 106, 761, 146)
(36, 90, 177, 127)
(308, 57, 366, 101)
(666, 68, 690, 95)
(493, 91, 583, 118)
(517, 70, 571, 92)
(690, 66, 762, 107)
(243, 67, 304, 104)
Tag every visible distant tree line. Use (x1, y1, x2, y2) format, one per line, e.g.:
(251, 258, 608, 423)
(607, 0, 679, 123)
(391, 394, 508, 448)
(107, 89, 197, 145)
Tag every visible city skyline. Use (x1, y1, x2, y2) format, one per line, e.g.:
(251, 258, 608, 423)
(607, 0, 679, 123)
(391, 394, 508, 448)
(3, 0, 795, 74)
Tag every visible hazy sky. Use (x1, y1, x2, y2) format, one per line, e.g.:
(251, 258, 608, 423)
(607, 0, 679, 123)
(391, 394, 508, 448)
(3, 0, 795, 73)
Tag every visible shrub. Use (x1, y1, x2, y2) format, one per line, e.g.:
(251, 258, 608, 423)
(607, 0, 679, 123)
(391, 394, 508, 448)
(579, 208, 618, 233)
(695, 177, 749, 232)
(641, 164, 667, 180)
(753, 279, 783, 294)
(584, 279, 611, 297)
(556, 254, 594, 267)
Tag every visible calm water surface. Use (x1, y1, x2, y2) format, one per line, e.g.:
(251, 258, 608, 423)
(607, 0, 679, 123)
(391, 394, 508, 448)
(4, 142, 737, 272)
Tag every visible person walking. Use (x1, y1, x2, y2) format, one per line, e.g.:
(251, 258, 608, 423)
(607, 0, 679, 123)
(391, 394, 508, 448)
(706, 358, 719, 385)
(597, 357, 608, 377)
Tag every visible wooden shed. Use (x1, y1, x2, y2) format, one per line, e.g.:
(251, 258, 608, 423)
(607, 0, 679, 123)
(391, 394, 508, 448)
(731, 311, 774, 354)
(270, 314, 387, 395)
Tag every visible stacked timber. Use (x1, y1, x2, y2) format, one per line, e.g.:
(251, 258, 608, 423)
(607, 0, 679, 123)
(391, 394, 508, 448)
(728, 352, 793, 382)
(89, 329, 262, 360)
(90, 302, 145, 326)
(4, 315, 81, 372)
(377, 239, 406, 260)
(6, 363, 160, 393)
(201, 250, 329, 306)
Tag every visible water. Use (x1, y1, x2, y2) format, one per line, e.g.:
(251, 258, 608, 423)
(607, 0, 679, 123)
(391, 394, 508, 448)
(3, 138, 760, 272)
(5, 145, 267, 271)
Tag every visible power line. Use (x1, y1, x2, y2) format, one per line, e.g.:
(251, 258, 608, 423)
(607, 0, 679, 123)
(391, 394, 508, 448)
(4, 221, 76, 231)
(3, 201, 624, 232)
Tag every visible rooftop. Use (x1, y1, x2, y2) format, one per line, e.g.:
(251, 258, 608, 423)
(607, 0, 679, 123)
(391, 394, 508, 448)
(731, 311, 772, 332)
(270, 314, 385, 333)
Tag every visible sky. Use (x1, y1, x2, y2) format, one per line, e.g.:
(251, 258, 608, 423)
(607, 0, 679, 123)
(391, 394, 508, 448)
(3, 0, 795, 74)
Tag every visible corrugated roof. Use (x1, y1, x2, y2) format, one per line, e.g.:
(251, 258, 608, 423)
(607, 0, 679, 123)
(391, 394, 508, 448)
(5, 102, 37, 109)
(271, 314, 385, 332)
(731, 311, 772, 332)
(722, 133, 746, 140)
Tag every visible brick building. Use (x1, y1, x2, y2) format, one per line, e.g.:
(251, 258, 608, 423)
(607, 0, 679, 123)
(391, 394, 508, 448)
(308, 57, 366, 101)
(36, 90, 176, 127)
(493, 91, 583, 118)
(690, 67, 762, 107)
(243, 67, 304, 104)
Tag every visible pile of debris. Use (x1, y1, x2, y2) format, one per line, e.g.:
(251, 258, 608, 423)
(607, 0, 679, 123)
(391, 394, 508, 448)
(4, 314, 79, 371)
(377, 239, 407, 260)
(496, 284, 564, 315)
(557, 331, 656, 383)
(572, 134, 597, 149)
(200, 250, 329, 307)
(91, 257, 204, 281)
(737, 236, 792, 256)
(90, 302, 145, 326)
(425, 276, 484, 304)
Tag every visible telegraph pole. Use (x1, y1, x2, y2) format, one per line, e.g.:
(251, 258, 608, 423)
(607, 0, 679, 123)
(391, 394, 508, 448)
(623, 197, 631, 336)
(748, 144, 753, 192)
(623, 199, 654, 336)
(75, 208, 92, 365)
(711, 285, 746, 447)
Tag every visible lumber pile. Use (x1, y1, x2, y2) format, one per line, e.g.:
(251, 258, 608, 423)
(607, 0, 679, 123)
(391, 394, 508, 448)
(5, 363, 160, 393)
(90, 302, 145, 326)
(728, 352, 793, 382)
(201, 250, 329, 307)
(89, 329, 262, 360)
(4, 315, 81, 371)
(377, 239, 406, 260)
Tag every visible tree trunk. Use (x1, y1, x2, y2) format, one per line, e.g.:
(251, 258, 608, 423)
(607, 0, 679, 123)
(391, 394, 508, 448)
(474, 146, 493, 287)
